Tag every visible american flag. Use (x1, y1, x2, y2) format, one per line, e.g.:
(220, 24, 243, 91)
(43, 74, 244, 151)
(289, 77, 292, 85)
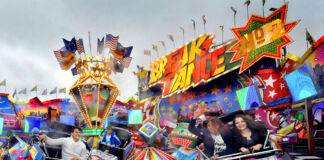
(105, 34, 119, 51)
(144, 49, 151, 56)
(54, 50, 63, 63)
(76, 39, 85, 54)
(120, 57, 132, 68)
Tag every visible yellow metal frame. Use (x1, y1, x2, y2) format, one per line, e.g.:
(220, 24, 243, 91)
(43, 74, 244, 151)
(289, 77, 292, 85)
(69, 73, 120, 128)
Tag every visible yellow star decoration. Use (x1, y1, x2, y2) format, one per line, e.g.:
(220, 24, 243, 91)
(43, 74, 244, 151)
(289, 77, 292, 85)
(211, 87, 220, 95)
(235, 96, 238, 101)
(172, 111, 176, 115)
(168, 97, 176, 104)
(226, 109, 229, 112)
(168, 107, 173, 111)
(168, 113, 172, 117)
(162, 112, 166, 116)
(228, 102, 232, 107)
(181, 106, 186, 111)
(161, 106, 166, 111)
(200, 91, 206, 97)
(217, 101, 220, 105)
(189, 105, 192, 109)
(224, 84, 232, 93)
(224, 97, 228, 102)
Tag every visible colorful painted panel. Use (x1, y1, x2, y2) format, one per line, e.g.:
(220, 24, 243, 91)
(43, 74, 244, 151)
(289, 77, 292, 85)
(285, 63, 321, 102)
(128, 110, 143, 125)
(236, 84, 263, 110)
(24, 116, 41, 133)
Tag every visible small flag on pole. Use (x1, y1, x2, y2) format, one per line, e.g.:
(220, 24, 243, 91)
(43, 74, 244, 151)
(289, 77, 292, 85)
(168, 35, 174, 43)
(97, 37, 105, 54)
(244, 0, 251, 6)
(30, 85, 37, 92)
(0, 80, 5, 86)
(42, 89, 47, 95)
(262, 0, 266, 6)
(191, 19, 196, 30)
(144, 49, 151, 56)
(152, 45, 158, 53)
(18, 88, 27, 94)
(202, 15, 206, 24)
(306, 28, 315, 45)
(50, 88, 57, 94)
(76, 39, 85, 54)
(220, 25, 224, 31)
(159, 41, 166, 48)
(59, 88, 66, 93)
(12, 89, 17, 98)
(230, 6, 237, 15)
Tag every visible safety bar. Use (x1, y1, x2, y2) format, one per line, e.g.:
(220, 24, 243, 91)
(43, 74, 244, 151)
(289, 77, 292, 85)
(263, 129, 271, 149)
(195, 146, 210, 160)
(217, 149, 282, 160)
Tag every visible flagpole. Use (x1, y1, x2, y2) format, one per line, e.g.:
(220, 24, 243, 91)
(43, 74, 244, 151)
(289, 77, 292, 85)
(263, 5, 264, 17)
(234, 13, 236, 27)
(180, 27, 184, 45)
(88, 32, 92, 55)
(306, 28, 309, 49)
(247, 5, 249, 20)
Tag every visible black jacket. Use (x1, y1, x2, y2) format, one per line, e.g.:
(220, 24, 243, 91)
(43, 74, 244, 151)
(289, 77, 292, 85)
(189, 119, 233, 158)
(233, 128, 265, 153)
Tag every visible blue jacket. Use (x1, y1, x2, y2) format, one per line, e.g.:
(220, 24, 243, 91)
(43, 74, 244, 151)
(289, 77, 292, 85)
(101, 131, 121, 152)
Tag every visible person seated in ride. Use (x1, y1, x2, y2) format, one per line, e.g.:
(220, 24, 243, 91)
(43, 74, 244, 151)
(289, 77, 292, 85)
(232, 114, 267, 154)
(189, 116, 233, 160)
(100, 126, 121, 153)
(39, 126, 88, 160)
(188, 110, 207, 146)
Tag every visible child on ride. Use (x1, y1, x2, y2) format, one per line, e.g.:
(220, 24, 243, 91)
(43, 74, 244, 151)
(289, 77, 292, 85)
(100, 126, 121, 153)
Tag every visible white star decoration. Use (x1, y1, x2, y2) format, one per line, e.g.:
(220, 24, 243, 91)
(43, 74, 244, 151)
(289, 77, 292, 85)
(280, 83, 285, 90)
(284, 62, 290, 69)
(280, 71, 287, 79)
(255, 114, 261, 120)
(270, 112, 278, 121)
(268, 90, 277, 98)
(264, 75, 277, 88)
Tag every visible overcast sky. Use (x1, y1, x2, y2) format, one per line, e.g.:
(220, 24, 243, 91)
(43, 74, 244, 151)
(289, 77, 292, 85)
(0, 0, 323, 102)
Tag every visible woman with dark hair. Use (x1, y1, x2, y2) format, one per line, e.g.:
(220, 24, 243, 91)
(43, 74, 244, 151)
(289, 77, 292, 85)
(189, 116, 233, 160)
(232, 114, 266, 154)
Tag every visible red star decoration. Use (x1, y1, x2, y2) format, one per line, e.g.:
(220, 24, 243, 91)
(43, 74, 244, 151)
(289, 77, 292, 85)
(168, 97, 176, 104)
(200, 91, 207, 97)
(210, 87, 220, 95)
(229, 3, 299, 74)
(224, 84, 232, 93)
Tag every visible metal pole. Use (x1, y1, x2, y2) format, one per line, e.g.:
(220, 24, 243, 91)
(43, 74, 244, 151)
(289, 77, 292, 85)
(305, 98, 315, 155)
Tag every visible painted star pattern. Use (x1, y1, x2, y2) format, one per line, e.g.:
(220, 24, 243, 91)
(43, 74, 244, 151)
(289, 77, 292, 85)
(264, 75, 277, 88)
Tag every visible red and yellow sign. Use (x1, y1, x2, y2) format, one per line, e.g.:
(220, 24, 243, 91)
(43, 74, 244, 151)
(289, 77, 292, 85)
(149, 34, 241, 98)
(229, 3, 299, 74)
